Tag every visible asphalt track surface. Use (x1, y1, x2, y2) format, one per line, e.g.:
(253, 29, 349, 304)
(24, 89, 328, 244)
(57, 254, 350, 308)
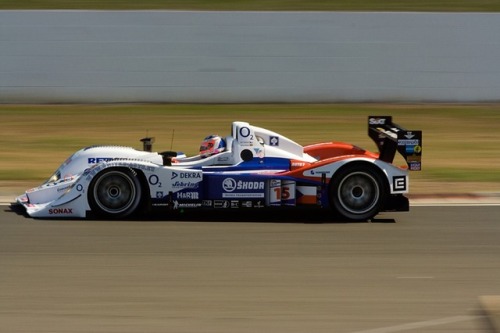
(1, 204, 500, 333)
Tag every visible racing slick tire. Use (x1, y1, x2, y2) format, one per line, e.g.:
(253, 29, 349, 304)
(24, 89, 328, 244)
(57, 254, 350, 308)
(88, 168, 142, 219)
(329, 163, 387, 222)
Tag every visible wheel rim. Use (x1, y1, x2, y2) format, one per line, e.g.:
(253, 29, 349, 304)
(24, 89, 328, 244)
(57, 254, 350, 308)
(93, 171, 137, 214)
(337, 171, 380, 215)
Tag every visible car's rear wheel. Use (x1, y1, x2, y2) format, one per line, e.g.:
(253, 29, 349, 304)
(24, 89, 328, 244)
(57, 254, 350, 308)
(89, 168, 142, 219)
(330, 164, 387, 221)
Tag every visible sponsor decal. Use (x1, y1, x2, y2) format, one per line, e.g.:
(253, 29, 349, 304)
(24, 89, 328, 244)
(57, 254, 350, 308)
(85, 162, 155, 181)
(222, 178, 265, 192)
(230, 201, 240, 208)
(311, 169, 330, 175)
(238, 127, 254, 146)
(254, 201, 264, 208)
(296, 186, 318, 205)
(369, 117, 387, 125)
(175, 192, 199, 200)
(151, 203, 169, 207)
(398, 139, 419, 146)
(156, 191, 164, 198)
(236, 181, 265, 190)
(122, 163, 154, 172)
(202, 200, 212, 207)
(239, 127, 251, 138)
(393, 176, 407, 191)
(269, 179, 281, 187)
(267, 179, 281, 206)
(269, 136, 279, 146)
(404, 132, 415, 139)
(222, 178, 237, 192)
(178, 203, 202, 208)
(149, 175, 160, 186)
(407, 155, 421, 162)
(171, 172, 202, 180)
(254, 148, 264, 157)
(406, 145, 416, 154)
(221, 178, 265, 198)
(49, 208, 73, 215)
(171, 200, 201, 209)
(409, 162, 421, 171)
(291, 161, 306, 168)
(88, 157, 114, 164)
(281, 180, 296, 206)
(304, 168, 332, 177)
(223, 192, 264, 198)
(214, 200, 230, 209)
(241, 201, 253, 208)
(172, 181, 199, 189)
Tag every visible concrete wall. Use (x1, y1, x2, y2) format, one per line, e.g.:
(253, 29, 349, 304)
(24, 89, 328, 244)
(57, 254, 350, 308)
(1, 11, 499, 103)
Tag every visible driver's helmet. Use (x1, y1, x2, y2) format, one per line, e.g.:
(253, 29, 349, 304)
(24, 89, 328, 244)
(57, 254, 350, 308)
(200, 134, 226, 158)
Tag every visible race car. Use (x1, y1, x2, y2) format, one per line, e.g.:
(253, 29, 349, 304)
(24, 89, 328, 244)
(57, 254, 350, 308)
(16, 116, 422, 221)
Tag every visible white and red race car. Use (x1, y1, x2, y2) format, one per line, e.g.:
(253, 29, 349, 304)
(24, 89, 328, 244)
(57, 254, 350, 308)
(16, 116, 422, 221)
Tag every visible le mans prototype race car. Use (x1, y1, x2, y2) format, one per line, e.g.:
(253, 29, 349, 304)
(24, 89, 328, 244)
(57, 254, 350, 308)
(17, 116, 422, 221)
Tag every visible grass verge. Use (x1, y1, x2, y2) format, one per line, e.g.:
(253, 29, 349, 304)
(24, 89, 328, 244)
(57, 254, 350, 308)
(1, 103, 499, 195)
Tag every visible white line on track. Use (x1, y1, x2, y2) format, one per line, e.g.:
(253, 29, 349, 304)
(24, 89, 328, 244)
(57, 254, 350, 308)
(351, 315, 481, 333)
(396, 276, 434, 279)
(411, 203, 500, 207)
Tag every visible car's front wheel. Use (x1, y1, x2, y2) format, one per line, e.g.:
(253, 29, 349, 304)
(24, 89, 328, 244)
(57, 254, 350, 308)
(88, 168, 142, 219)
(330, 164, 387, 221)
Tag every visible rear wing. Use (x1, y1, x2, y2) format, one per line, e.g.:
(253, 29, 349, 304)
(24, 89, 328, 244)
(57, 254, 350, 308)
(368, 116, 422, 171)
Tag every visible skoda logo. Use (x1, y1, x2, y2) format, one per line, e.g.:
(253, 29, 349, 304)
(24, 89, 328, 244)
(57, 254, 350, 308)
(222, 178, 237, 192)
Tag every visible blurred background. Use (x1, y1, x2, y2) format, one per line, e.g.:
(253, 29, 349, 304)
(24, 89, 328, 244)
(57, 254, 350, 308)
(0, 1, 499, 196)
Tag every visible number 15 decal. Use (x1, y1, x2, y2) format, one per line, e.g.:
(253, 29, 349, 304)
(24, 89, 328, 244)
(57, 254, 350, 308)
(273, 186, 292, 200)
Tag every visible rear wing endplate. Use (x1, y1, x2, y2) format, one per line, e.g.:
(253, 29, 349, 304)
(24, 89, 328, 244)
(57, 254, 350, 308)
(368, 116, 422, 171)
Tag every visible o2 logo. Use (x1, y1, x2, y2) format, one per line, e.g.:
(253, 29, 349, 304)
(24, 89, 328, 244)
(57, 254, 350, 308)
(239, 127, 254, 141)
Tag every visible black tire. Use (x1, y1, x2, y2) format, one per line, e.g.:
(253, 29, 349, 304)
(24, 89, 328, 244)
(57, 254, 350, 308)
(88, 168, 142, 219)
(330, 164, 387, 221)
